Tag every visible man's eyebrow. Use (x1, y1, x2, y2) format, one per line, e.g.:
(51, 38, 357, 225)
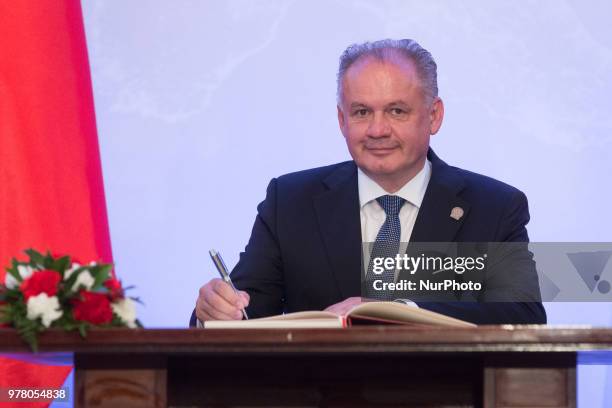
(349, 102, 369, 109)
(385, 100, 409, 107)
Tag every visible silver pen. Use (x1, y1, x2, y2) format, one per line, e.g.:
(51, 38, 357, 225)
(208, 249, 249, 320)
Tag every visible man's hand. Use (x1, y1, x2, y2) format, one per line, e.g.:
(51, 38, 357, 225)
(196, 278, 250, 321)
(324, 296, 366, 315)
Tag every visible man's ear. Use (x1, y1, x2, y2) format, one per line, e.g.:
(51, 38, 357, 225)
(429, 97, 444, 135)
(337, 105, 346, 134)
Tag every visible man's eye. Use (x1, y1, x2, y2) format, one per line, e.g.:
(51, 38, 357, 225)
(389, 108, 406, 116)
(353, 109, 369, 117)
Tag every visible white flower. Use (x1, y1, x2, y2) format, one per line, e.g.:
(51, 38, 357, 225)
(5, 265, 34, 289)
(26, 293, 63, 328)
(64, 262, 81, 280)
(4, 275, 18, 289)
(17, 265, 34, 279)
(111, 298, 137, 328)
(72, 271, 95, 291)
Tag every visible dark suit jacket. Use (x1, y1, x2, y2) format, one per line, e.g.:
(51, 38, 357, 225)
(191, 149, 546, 326)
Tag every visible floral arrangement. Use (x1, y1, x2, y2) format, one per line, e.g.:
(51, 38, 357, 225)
(0, 249, 141, 351)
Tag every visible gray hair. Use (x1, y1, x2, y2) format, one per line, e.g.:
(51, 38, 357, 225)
(336, 39, 438, 104)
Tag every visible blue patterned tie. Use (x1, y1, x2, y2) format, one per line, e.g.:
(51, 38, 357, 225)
(365, 195, 405, 299)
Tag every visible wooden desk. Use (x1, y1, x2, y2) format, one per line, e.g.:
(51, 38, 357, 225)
(2, 326, 612, 407)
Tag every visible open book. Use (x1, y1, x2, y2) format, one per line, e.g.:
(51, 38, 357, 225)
(204, 301, 475, 329)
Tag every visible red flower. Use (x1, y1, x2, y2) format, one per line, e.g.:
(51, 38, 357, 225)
(104, 278, 123, 300)
(19, 270, 61, 300)
(72, 291, 113, 325)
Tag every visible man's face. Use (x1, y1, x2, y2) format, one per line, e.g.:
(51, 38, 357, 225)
(337, 55, 444, 190)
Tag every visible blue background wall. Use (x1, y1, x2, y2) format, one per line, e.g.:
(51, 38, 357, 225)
(81, 1, 612, 406)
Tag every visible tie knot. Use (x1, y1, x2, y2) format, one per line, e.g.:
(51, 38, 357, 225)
(376, 195, 405, 217)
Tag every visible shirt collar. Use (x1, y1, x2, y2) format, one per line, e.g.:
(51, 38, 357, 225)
(357, 159, 431, 209)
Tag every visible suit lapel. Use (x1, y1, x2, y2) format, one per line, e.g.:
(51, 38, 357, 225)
(410, 149, 471, 243)
(313, 162, 362, 299)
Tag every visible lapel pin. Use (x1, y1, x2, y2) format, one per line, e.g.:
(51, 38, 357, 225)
(450, 207, 464, 221)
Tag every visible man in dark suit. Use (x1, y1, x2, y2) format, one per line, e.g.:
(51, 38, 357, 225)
(192, 39, 546, 326)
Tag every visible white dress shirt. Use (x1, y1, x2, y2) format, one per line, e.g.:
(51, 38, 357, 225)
(358, 159, 432, 280)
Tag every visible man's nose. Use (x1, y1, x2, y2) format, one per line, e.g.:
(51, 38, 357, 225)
(366, 112, 391, 138)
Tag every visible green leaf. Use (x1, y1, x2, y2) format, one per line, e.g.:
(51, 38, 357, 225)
(15, 315, 43, 353)
(129, 296, 144, 306)
(6, 267, 23, 283)
(63, 267, 87, 291)
(21, 330, 39, 353)
(7, 259, 19, 274)
(91, 264, 112, 289)
(51, 256, 71, 273)
(111, 314, 123, 326)
(24, 249, 45, 267)
(43, 251, 55, 269)
(0, 304, 12, 324)
(78, 324, 87, 338)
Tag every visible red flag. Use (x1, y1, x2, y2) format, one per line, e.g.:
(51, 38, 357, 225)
(0, 355, 73, 407)
(0, 0, 113, 270)
(0, 0, 113, 405)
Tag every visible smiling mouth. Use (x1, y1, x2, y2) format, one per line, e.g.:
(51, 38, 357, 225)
(366, 146, 397, 155)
